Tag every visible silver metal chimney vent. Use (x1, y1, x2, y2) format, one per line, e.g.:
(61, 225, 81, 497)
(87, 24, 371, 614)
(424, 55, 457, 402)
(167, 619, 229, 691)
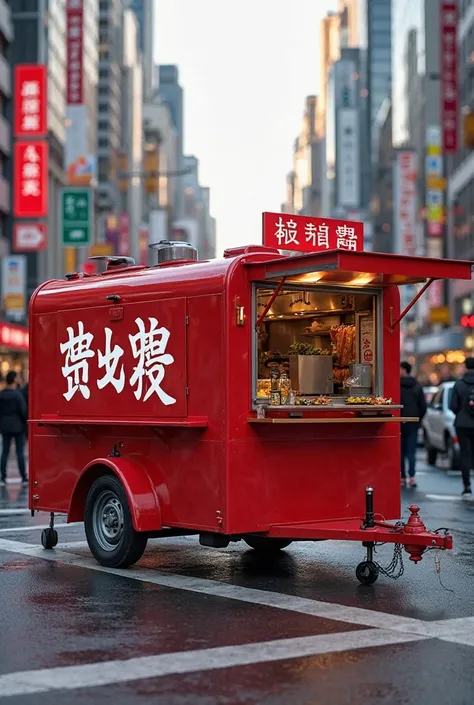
(149, 240, 198, 265)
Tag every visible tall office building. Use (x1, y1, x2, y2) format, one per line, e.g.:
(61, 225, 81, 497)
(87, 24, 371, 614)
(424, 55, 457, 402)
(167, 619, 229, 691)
(317, 11, 340, 138)
(97, 0, 123, 215)
(121, 7, 143, 262)
(9, 0, 98, 287)
(159, 65, 184, 218)
(125, 0, 154, 99)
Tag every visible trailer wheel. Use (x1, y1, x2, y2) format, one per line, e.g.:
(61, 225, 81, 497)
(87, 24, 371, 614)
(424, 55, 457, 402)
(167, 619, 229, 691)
(244, 537, 292, 552)
(84, 475, 148, 568)
(356, 560, 379, 585)
(41, 528, 58, 550)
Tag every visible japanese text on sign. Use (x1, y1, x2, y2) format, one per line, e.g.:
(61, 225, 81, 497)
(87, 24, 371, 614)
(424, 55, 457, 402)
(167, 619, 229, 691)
(59, 317, 176, 405)
(14, 141, 48, 219)
(14, 65, 47, 137)
(66, 0, 84, 105)
(440, 2, 458, 153)
(359, 316, 374, 364)
(262, 212, 364, 253)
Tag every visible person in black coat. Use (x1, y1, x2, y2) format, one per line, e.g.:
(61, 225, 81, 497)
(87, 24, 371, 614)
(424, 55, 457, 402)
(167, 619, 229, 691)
(0, 370, 28, 485)
(400, 361, 427, 488)
(449, 356, 474, 497)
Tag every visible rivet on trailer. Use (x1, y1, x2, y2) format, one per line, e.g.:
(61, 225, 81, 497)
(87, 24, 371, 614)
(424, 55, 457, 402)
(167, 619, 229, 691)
(27, 219, 473, 584)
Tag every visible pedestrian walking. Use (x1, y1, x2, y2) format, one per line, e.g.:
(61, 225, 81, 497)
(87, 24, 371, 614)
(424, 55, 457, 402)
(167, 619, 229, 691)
(400, 361, 427, 488)
(0, 370, 28, 486)
(449, 356, 474, 498)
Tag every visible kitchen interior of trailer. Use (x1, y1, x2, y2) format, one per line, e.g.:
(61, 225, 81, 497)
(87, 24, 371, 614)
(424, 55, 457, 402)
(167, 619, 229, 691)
(254, 277, 380, 404)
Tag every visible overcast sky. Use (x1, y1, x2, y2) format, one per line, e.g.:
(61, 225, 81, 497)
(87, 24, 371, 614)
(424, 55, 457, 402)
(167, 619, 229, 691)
(155, 0, 337, 253)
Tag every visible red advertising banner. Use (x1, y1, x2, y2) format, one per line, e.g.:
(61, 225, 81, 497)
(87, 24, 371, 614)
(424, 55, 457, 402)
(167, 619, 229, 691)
(13, 141, 48, 218)
(440, 2, 458, 154)
(66, 0, 84, 105)
(262, 212, 364, 253)
(14, 65, 47, 138)
(119, 213, 130, 256)
(13, 222, 47, 252)
(396, 151, 417, 255)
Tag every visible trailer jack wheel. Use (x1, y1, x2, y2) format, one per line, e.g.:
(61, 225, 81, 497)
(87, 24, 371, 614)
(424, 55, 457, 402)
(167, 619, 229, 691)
(41, 513, 58, 550)
(356, 560, 379, 585)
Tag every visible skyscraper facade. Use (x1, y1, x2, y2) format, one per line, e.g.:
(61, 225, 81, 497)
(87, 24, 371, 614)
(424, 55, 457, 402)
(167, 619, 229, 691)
(125, 0, 154, 99)
(97, 0, 123, 215)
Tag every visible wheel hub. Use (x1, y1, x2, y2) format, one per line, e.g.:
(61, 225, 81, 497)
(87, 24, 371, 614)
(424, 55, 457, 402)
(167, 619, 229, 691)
(92, 491, 124, 551)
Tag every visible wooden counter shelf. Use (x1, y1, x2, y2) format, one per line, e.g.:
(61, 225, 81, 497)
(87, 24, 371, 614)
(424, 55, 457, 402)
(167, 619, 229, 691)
(248, 416, 419, 425)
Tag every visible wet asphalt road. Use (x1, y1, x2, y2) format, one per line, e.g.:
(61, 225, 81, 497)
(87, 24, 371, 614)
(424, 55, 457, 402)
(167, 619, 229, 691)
(0, 451, 474, 704)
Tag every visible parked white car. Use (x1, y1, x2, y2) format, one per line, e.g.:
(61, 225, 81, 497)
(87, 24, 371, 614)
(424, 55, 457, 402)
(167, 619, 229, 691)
(422, 381, 461, 469)
(418, 386, 438, 446)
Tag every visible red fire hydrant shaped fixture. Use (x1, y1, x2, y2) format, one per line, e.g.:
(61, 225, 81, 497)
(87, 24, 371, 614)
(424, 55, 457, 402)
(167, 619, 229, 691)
(403, 505, 428, 563)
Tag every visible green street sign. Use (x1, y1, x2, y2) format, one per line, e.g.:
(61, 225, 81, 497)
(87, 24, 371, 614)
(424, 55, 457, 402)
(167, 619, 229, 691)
(59, 188, 93, 247)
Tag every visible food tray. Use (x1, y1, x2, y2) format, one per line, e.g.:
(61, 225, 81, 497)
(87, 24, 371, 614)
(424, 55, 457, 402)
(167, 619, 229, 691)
(254, 404, 402, 411)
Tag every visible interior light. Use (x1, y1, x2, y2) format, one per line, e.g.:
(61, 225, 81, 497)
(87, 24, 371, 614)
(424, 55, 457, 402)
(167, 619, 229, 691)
(348, 274, 374, 286)
(297, 273, 324, 283)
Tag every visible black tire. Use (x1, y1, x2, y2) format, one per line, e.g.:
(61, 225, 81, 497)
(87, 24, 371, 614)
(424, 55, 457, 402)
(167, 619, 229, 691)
(244, 536, 292, 552)
(425, 432, 438, 466)
(356, 560, 379, 585)
(84, 474, 148, 568)
(41, 528, 58, 550)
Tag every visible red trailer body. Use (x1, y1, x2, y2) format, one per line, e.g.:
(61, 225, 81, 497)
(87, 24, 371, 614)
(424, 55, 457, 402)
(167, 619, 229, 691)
(28, 244, 473, 582)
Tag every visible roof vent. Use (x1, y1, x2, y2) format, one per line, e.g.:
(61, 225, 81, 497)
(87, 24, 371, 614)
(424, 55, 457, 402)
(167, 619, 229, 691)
(149, 240, 198, 265)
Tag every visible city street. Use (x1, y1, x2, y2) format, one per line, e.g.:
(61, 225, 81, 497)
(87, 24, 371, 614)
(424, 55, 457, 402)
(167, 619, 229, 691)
(0, 451, 473, 704)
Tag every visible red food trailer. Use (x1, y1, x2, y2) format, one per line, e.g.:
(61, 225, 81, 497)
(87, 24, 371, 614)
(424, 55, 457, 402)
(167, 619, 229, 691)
(28, 240, 473, 583)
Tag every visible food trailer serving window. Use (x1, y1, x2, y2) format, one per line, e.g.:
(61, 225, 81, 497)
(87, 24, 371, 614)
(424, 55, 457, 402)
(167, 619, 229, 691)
(253, 281, 380, 405)
(246, 250, 473, 410)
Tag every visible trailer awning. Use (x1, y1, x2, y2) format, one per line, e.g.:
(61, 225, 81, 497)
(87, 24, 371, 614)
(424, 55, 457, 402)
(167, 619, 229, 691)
(244, 250, 473, 287)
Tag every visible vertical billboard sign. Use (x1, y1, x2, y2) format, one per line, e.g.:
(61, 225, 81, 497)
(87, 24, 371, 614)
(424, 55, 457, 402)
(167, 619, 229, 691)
(440, 2, 458, 153)
(394, 151, 417, 257)
(425, 125, 444, 243)
(1, 255, 27, 320)
(65, 0, 95, 185)
(13, 65, 47, 138)
(13, 141, 48, 218)
(336, 108, 360, 209)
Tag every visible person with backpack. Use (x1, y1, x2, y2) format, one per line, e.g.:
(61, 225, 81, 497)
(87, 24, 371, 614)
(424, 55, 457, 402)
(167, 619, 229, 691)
(450, 356, 474, 498)
(400, 361, 427, 488)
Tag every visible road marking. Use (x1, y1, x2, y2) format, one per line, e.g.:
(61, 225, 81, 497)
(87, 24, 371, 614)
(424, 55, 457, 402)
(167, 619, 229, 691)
(1, 537, 474, 640)
(425, 494, 463, 502)
(0, 537, 445, 637)
(0, 629, 427, 697)
(0, 509, 32, 516)
(0, 522, 79, 535)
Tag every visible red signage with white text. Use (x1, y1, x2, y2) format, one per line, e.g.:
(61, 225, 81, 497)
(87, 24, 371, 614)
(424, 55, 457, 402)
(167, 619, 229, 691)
(440, 2, 458, 153)
(13, 223, 47, 252)
(0, 321, 29, 352)
(14, 65, 47, 138)
(119, 213, 130, 256)
(13, 141, 48, 219)
(262, 212, 364, 253)
(66, 0, 84, 105)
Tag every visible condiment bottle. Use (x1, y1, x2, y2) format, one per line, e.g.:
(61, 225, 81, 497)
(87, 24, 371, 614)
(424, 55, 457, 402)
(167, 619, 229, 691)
(270, 367, 281, 406)
(280, 371, 290, 405)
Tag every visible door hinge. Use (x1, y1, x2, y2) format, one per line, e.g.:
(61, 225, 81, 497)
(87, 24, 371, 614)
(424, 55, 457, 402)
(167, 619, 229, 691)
(185, 315, 189, 325)
(186, 387, 189, 396)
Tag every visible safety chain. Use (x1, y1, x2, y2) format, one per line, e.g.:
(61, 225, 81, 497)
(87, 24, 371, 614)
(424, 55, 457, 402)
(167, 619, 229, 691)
(374, 543, 405, 580)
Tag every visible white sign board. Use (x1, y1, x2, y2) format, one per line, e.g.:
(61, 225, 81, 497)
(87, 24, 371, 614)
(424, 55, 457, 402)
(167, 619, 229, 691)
(337, 108, 360, 208)
(1, 255, 27, 320)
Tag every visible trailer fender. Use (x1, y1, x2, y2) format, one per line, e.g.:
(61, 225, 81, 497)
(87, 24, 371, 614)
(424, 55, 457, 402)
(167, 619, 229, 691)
(68, 457, 162, 532)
